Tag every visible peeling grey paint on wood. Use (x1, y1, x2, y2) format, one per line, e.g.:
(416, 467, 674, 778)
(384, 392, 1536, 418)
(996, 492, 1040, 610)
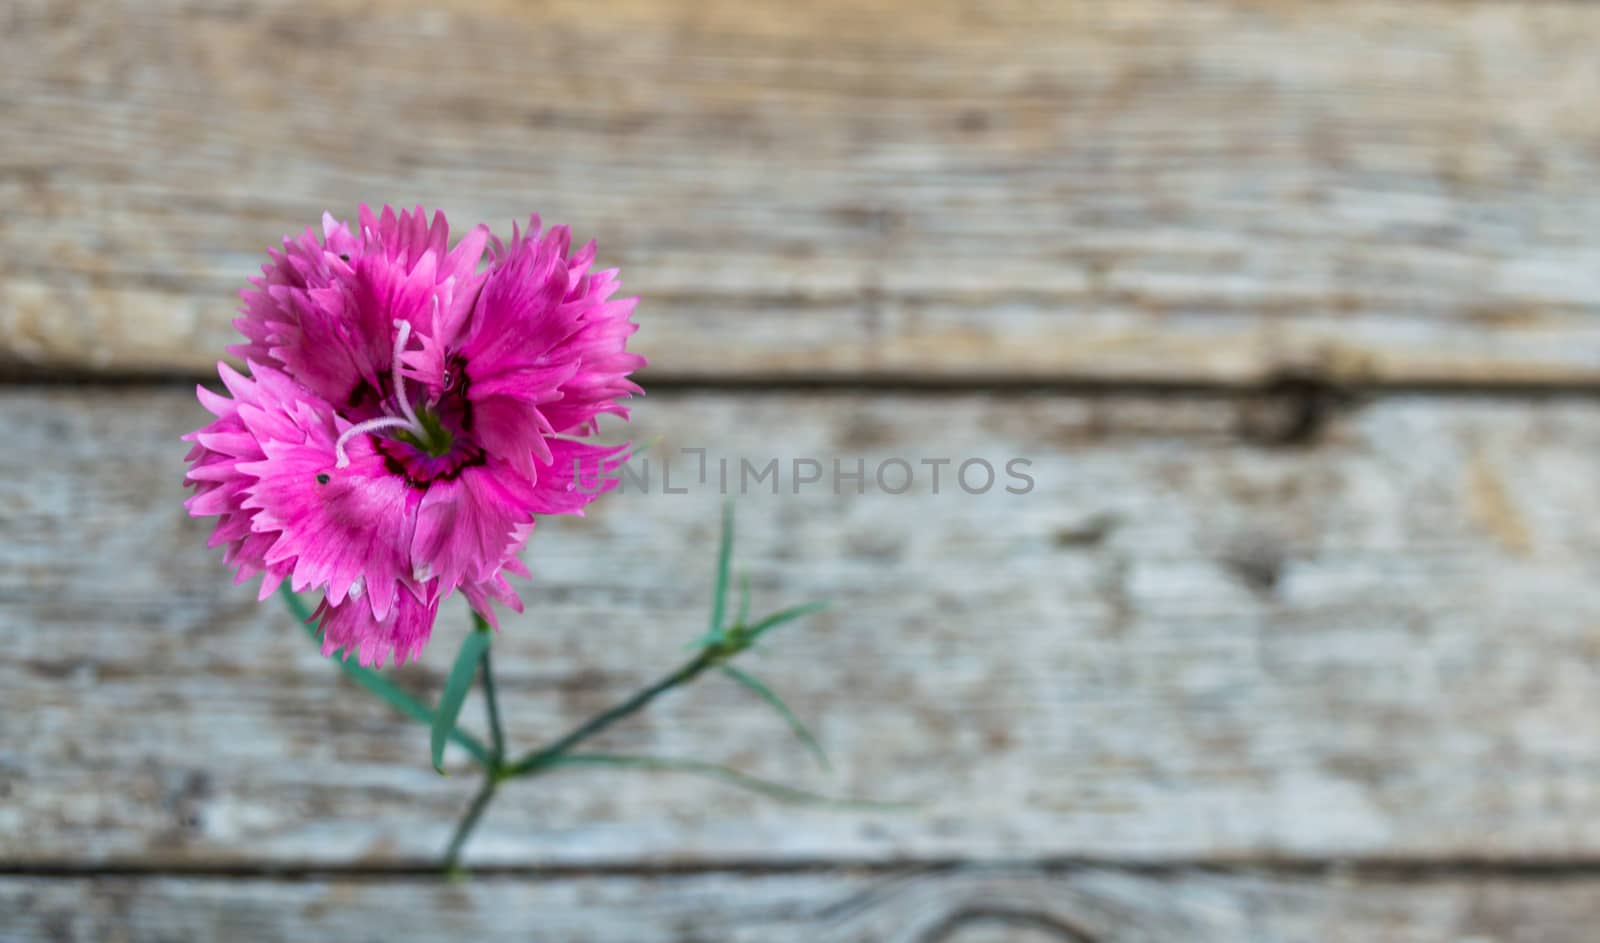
(6, 868, 1600, 942)
(5, 390, 1600, 867)
(4, 0, 1600, 383)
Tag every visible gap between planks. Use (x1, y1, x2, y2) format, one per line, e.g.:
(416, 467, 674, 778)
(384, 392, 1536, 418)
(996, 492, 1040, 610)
(13, 857, 1600, 882)
(5, 372, 1599, 456)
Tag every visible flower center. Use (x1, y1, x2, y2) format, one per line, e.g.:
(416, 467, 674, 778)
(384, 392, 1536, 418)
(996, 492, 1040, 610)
(374, 401, 480, 485)
(391, 406, 455, 458)
(331, 318, 467, 477)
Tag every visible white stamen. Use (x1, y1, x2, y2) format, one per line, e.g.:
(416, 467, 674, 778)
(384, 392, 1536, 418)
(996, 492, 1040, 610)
(328, 319, 441, 471)
(391, 319, 423, 431)
(334, 416, 417, 468)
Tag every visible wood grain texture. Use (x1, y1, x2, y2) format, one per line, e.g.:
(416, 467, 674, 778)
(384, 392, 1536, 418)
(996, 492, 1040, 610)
(6, 0, 1600, 383)
(5, 389, 1600, 867)
(6, 868, 1600, 943)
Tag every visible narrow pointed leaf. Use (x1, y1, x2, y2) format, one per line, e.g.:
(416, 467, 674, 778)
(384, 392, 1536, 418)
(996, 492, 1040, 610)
(279, 587, 490, 767)
(720, 664, 829, 769)
(735, 573, 752, 630)
(627, 435, 665, 461)
(745, 600, 830, 642)
(542, 753, 906, 809)
(709, 501, 735, 635)
(432, 629, 491, 773)
(344, 657, 490, 767)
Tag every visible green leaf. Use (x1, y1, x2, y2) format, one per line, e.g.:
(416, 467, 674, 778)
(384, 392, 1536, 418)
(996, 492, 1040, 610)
(686, 596, 829, 655)
(708, 500, 735, 636)
(735, 573, 752, 630)
(279, 586, 492, 768)
(433, 629, 492, 773)
(720, 664, 829, 770)
(627, 435, 665, 461)
(745, 600, 831, 643)
(541, 753, 905, 809)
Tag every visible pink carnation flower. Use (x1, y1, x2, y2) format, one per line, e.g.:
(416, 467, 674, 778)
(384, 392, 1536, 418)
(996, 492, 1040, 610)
(184, 205, 643, 667)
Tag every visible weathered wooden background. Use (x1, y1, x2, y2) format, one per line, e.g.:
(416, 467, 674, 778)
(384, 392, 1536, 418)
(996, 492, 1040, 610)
(5, 0, 1600, 940)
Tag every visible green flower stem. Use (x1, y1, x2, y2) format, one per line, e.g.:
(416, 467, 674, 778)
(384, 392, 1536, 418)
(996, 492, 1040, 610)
(448, 646, 737, 868)
(285, 505, 840, 873)
(474, 616, 506, 764)
(443, 647, 724, 870)
(441, 772, 500, 875)
(443, 616, 509, 873)
(449, 646, 732, 867)
(506, 650, 718, 777)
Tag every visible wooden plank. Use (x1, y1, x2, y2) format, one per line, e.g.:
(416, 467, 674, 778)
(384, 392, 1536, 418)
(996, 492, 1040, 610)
(6, 869, 1600, 942)
(5, 388, 1600, 866)
(6, 0, 1600, 383)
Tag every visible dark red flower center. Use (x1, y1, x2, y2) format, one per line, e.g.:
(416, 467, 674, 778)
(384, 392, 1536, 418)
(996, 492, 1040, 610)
(375, 382, 481, 485)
